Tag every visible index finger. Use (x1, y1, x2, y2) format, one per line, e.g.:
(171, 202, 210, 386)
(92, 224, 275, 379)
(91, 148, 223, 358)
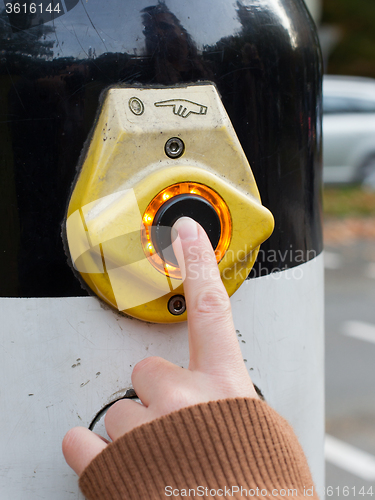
(172, 217, 245, 372)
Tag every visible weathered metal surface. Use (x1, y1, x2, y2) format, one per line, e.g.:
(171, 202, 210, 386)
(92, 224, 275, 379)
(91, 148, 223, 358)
(0, 255, 324, 499)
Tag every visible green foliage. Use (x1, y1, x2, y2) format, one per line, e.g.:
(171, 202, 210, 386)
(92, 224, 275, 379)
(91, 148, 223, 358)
(323, 185, 375, 217)
(322, 0, 375, 77)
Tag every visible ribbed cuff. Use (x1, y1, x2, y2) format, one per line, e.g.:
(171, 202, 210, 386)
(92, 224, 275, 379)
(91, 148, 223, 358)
(79, 398, 318, 500)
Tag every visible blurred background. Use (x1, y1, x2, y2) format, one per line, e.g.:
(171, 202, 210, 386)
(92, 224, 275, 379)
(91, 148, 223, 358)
(306, 0, 375, 497)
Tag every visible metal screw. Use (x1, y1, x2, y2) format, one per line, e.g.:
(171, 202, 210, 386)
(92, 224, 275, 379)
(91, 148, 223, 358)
(165, 137, 184, 159)
(168, 295, 186, 315)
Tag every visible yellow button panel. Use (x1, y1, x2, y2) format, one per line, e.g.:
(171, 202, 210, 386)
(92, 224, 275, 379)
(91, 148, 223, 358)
(65, 84, 274, 323)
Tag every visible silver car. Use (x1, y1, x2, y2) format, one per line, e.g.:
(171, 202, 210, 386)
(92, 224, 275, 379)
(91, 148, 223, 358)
(323, 75, 375, 187)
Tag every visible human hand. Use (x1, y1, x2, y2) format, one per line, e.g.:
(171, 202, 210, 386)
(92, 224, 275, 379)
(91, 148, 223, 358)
(62, 217, 258, 476)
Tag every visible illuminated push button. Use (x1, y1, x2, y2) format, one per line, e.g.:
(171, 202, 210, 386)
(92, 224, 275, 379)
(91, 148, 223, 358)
(152, 194, 221, 266)
(141, 182, 232, 279)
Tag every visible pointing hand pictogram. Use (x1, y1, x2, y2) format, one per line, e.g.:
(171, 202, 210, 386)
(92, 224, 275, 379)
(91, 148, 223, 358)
(154, 99, 208, 118)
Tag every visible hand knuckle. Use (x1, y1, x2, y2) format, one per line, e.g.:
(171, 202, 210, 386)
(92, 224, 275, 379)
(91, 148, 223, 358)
(131, 356, 164, 383)
(195, 288, 231, 315)
(104, 399, 127, 426)
(133, 356, 158, 374)
(159, 385, 195, 413)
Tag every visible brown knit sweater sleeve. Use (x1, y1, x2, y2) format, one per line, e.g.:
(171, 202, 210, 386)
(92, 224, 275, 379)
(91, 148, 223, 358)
(79, 398, 319, 499)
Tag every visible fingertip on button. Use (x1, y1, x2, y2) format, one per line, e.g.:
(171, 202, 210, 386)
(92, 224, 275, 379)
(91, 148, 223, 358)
(172, 217, 199, 241)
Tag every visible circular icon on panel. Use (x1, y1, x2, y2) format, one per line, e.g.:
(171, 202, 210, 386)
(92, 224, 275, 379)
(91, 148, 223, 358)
(128, 97, 144, 115)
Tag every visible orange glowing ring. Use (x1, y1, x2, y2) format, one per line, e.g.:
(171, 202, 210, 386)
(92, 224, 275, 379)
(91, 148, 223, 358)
(141, 182, 232, 279)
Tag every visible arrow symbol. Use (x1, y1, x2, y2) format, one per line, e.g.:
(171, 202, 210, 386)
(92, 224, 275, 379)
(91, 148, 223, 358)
(154, 99, 208, 118)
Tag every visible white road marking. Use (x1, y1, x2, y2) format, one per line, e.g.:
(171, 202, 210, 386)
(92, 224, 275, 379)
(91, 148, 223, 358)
(325, 435, 375, 481)
(366, 262, 375, 279)
(324, 251, 342, 270)
(342, 320, 375, 345)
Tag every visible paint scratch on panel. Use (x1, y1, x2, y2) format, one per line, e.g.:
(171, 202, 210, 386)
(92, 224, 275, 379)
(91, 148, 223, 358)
(67, 320, 95, 345)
